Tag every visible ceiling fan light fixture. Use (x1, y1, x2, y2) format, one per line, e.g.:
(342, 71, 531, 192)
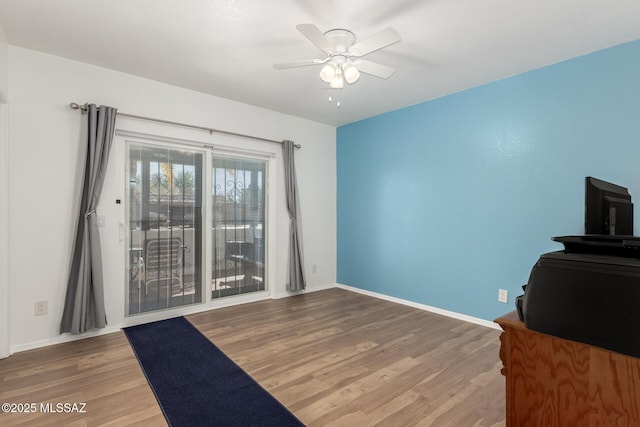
(343, 63, 360, 84)
(319, 63, 336, 83)
(330, 73, 344, 89)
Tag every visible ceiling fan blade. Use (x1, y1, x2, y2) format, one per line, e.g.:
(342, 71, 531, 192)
(349, 27, 401, 57)
(357, 59, 396, 79)
(296, 23, 333, 53)
(273, 58, 327, 69)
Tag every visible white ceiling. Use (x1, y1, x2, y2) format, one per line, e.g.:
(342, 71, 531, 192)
(1, 0, 640, 127)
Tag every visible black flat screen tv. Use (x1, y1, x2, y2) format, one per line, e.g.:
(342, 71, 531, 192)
(585, 176, 634, 236)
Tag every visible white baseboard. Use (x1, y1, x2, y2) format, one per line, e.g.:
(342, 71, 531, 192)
(335, 283, 501, 330)
(10, 325, 124, 354)
(271, 282, 336, 299)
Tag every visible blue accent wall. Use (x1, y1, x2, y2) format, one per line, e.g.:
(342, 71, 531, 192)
(337, 39, 640, 321)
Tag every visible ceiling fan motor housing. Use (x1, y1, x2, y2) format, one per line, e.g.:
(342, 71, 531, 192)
(324, 29, 356, 56)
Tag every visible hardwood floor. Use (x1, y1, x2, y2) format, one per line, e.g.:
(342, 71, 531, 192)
(0, 329, 164, 426)
(0, 288, 505, 426)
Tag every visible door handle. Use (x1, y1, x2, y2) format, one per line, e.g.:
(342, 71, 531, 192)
(119, 222, 126, 241)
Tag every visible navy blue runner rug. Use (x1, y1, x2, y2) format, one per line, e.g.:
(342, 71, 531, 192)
(124, 316, 304, 427)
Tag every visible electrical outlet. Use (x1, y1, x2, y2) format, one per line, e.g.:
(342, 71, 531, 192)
(35, 301, 48, 316)
(498, 289, 508, 303)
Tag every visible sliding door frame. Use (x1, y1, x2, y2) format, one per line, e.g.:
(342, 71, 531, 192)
(117, 130, 277, 325)
(125, 138, 207, 315)
(210, 147, 275, 301)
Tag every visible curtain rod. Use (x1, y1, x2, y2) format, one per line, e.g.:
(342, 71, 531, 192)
(68, 102, 301, 148)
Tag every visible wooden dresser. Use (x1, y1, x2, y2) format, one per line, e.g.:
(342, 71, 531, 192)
(495, 311, 640, 426)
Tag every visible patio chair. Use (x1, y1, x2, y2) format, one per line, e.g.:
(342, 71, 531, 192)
(143, 237, 184, 296)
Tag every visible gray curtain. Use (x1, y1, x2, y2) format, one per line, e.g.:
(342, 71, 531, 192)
(60, 104, 117, 334)
(283, 140, 306, 292)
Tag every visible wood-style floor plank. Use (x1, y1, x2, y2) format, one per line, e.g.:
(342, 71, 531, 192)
(0, 288, 505, 426)
(0, 331, 163, 426)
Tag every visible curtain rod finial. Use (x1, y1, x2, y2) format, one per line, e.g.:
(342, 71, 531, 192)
(69, 102, 88, 112)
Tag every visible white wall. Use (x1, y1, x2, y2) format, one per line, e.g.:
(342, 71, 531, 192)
(7, 46, 337, 352)
(0, 24, 10, 358)
(0, 24, 7, 101)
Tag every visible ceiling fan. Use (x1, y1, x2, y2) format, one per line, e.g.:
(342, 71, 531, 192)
(274, 24, 401, 89)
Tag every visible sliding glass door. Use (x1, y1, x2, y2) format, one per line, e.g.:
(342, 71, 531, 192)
(127, 142, 204, 315)
(125, 140, 269, 316)
(211, 155, 266, 299)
